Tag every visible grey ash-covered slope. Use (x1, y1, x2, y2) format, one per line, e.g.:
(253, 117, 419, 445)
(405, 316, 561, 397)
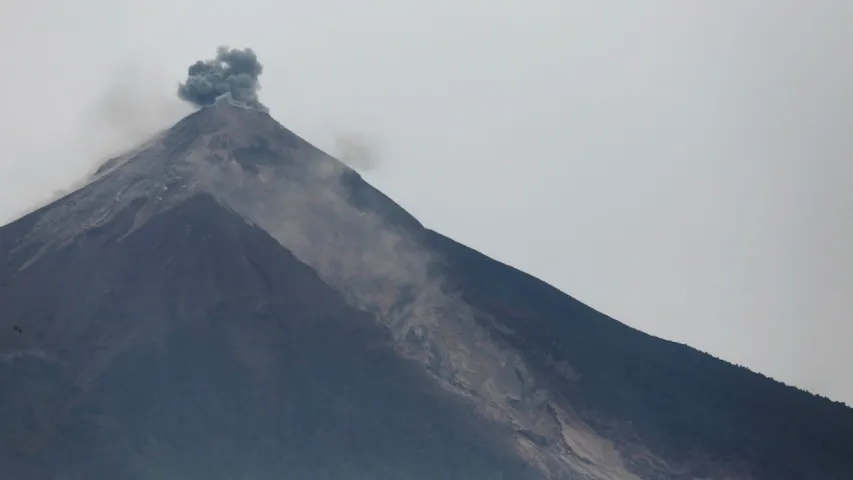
(1, 97, 852, 479)
(0, 194, 537, 480)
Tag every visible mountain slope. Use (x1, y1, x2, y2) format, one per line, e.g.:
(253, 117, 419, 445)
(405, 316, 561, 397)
(1, 96, 852, 479)
(0, 193, 538, 480)
(428, 232, 853, 479)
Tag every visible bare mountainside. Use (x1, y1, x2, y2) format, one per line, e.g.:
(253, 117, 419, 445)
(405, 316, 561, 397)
(1, 96, 852, 479)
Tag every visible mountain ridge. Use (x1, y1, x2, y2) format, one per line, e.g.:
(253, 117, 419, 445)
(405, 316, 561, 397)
(1, 99, 852, 479)
(429, 225, 851, 405)
(1, 192, 539, 479)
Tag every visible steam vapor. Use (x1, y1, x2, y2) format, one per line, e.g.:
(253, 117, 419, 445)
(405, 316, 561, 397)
(333, 132, 381, 171)
(177, 46, 267, 112)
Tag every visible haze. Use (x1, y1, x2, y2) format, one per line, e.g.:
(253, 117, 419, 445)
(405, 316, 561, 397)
(0, 1, 851, 405)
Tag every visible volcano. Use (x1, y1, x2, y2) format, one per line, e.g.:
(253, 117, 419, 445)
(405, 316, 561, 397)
(1, 95, 852, 479)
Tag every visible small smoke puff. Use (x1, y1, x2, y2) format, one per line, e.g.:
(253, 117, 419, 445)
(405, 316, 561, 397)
(334, 133, 380, 171)
(177, 46, 268, 112)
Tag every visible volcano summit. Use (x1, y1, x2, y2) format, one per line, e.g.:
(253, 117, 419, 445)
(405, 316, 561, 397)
(1, 88, 852, 479)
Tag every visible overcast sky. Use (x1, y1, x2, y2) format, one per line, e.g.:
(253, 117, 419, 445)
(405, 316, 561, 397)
(1, 1, 851, 405)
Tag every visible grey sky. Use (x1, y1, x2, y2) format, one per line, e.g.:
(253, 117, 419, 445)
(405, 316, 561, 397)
(1, 1, 851, 404)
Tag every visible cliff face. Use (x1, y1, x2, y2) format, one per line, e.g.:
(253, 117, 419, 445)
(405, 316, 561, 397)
(1, 98, 851, 479)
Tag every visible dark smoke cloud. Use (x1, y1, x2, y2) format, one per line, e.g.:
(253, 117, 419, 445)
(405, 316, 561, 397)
(177, 46, 267, 112)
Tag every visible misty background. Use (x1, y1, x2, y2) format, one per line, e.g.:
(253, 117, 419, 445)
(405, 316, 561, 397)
(1, 1, 851, 405)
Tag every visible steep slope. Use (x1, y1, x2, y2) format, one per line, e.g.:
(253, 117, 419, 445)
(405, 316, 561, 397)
(1, 95, 852, 479)
(0, 193, 538, 480)
(428, 232, 853, 479)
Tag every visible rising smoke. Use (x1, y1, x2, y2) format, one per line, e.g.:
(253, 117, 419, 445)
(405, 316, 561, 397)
(333, 132, 381, 171)
(177, 46, 268, 112)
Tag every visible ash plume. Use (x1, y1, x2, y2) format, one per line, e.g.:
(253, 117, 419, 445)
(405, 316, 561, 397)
(177, 46, 267, 112)
(333, 132, 381, 171)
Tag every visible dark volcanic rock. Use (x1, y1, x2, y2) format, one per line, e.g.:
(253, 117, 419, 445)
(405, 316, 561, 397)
(428, 232, 853, 479)
(1, 98, 852, 479)
(0, 194, 537, 480)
